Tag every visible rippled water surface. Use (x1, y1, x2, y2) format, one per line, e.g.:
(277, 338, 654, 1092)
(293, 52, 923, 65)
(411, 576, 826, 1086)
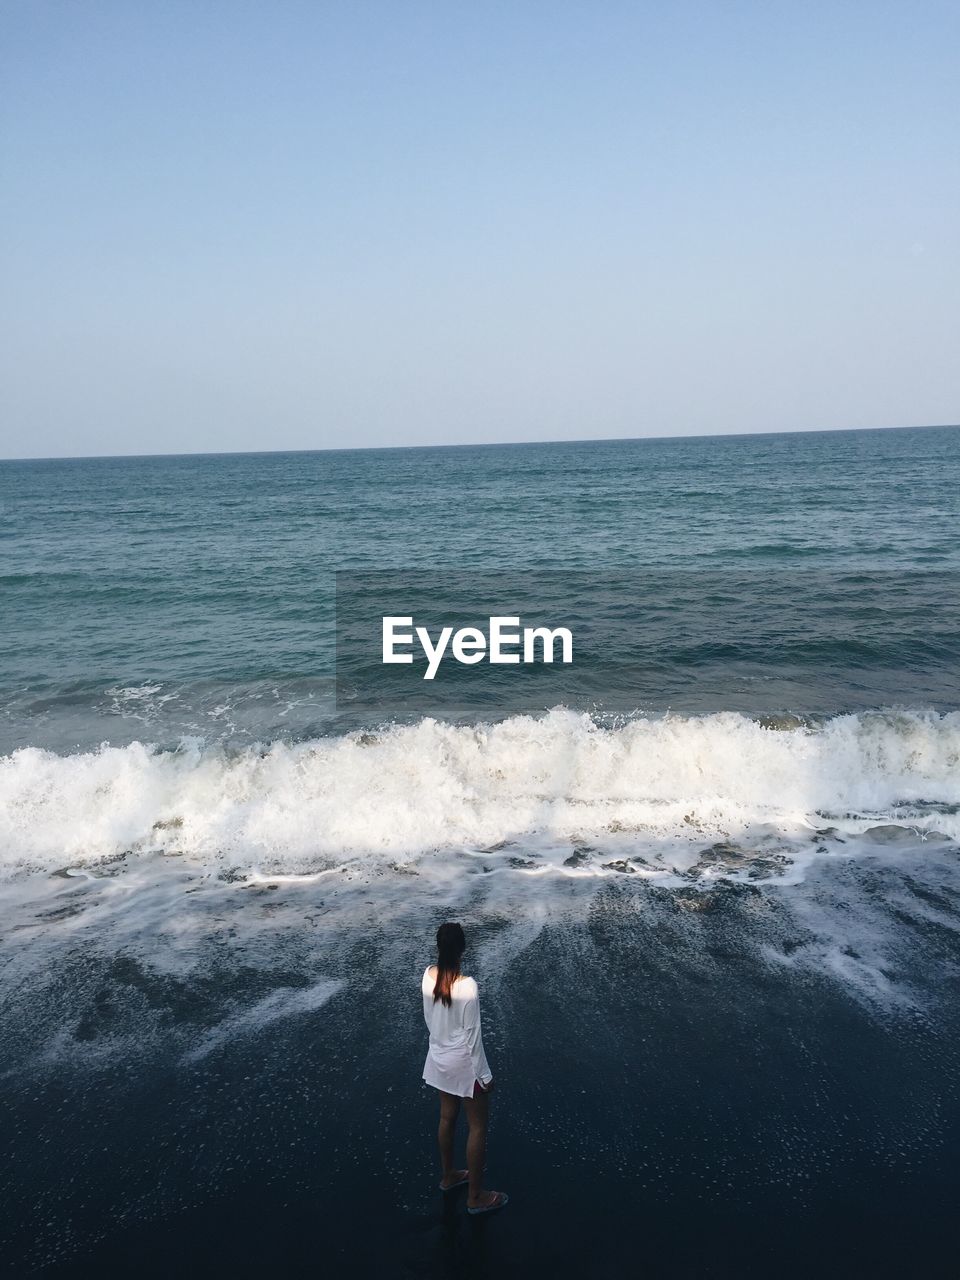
(2, 427, 959, 1276)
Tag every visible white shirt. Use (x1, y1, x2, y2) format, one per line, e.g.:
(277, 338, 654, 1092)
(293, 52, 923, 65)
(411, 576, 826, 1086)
(421, 966, 493, 1098)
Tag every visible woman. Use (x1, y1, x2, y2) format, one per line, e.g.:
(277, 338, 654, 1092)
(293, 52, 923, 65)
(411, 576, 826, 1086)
(421, 922, 509, 1215)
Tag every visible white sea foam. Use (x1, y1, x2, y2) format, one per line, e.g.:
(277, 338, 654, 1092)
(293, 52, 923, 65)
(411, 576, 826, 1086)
(1, 707, 958, 1075)
(184, 979, 346, 1062)
(1, 707, 958, 881)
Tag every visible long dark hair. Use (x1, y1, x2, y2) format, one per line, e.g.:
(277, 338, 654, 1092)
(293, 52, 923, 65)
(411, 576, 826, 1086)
(433, 922, 466, 1007)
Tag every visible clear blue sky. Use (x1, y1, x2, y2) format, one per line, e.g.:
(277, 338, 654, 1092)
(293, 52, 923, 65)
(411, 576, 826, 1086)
(1, 0, 957, 458)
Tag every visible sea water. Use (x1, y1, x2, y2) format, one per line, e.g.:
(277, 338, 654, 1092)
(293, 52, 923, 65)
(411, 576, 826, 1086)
(2, 426, 959, 1275)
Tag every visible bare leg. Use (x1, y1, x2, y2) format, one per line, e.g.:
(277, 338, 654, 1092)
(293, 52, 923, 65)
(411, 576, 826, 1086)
(463, 1090, 504, 1209)
(437, 1091, 467, 1188)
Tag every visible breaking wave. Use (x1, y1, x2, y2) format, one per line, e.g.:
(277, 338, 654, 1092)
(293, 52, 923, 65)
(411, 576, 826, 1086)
(2, 706, 958, 880)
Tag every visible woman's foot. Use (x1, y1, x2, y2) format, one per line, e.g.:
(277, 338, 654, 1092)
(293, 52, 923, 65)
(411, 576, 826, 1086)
(467, 1189, 509, 1214)
(440, 1169, 469, 1190)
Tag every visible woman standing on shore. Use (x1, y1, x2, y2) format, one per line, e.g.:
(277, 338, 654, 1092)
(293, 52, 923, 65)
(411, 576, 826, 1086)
(421, 922, 509, 1215)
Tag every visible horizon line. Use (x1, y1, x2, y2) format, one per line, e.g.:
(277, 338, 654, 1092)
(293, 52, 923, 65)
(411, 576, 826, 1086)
(1, 420, 957, 464)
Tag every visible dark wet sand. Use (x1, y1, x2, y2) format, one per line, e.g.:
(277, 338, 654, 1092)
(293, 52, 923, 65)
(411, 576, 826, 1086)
(4, 879, 959, 1278)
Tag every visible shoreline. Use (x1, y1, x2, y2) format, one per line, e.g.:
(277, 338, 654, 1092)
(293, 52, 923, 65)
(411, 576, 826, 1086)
(4, 871, 958, 1276)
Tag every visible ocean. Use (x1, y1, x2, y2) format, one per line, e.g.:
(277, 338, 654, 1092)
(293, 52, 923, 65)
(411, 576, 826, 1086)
(2, 425, 959, 1277)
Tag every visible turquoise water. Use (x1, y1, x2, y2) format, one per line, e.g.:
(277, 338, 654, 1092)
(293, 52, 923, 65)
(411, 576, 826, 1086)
(2, 425, 958, 752)
(3, 422, 959, 882)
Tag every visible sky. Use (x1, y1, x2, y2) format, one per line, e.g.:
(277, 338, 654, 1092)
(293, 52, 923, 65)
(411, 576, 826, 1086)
(0, 0, 958, 459)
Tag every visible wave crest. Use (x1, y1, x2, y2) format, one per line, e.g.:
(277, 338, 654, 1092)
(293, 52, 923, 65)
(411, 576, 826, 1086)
(1, 707, 959, 879)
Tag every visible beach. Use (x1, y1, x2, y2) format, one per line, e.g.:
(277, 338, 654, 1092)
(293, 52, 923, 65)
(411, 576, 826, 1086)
(4, 851, 959, 1277)
(2, 427, 960, 1276)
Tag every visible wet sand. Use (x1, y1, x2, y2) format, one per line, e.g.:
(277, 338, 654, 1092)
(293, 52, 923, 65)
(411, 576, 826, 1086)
(3, 857, 959, 1278)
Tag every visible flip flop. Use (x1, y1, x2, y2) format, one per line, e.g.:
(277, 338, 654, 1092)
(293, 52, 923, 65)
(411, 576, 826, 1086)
(439, 1173, 469, 1192)
(467, 1191, 509, 1215)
